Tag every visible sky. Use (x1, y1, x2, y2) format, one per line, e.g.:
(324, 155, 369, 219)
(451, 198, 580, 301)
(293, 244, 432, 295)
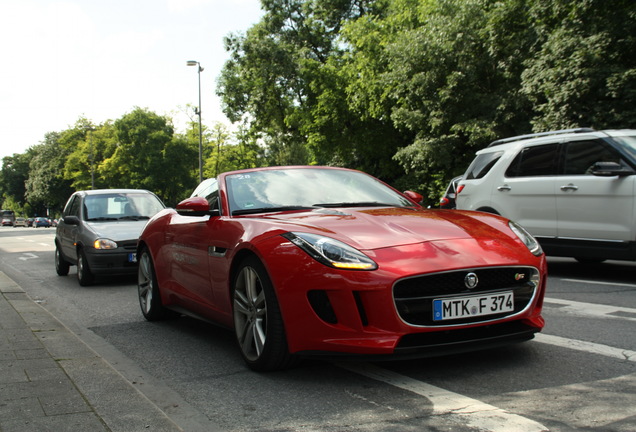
(0, 0, 264, 164)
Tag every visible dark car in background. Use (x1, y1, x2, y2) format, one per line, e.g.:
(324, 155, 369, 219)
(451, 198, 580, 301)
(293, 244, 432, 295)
(33, 217, 51, 228)
(55, 189, 166, 286)
(439, 176, 462, 209)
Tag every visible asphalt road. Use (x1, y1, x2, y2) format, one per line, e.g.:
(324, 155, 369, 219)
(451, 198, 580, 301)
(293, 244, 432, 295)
(1, 226, 635, 431)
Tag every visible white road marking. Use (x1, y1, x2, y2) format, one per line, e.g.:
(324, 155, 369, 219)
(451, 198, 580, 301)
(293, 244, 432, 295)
(19, 252, 39, 261)
(337, 362, 548, 432)
(337, 297, 636, 431)
(535, 333, 636, 362)
(544, 297, 636, 322)
(561, 278, 636, 288)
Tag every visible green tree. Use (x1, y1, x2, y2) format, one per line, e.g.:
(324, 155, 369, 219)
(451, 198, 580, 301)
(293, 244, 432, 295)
(1, 152, 32, 208)
(217, 0, 402, 177)
(100, 107, 198, 204)
(25, 132, 74, 215)
(342, 0, 538, 197)
(522, 0, 636, 130)
(204, 123, 264, 176)
(62, 119, 118, 190)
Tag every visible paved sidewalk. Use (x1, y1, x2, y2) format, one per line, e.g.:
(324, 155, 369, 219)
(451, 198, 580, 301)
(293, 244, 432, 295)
(0, 271, 182, 432)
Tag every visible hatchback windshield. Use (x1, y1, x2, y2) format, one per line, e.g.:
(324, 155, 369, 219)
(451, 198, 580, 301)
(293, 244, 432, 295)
(84, 193, 165, 221)
(225, 168, 414, 215)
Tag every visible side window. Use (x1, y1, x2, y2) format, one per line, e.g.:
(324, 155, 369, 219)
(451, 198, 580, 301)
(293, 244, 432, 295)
(65, 196, 81, 217)
(207, 191, 220, 211)
(191, 178, 219, 211)
(563, 140, 621, 175)
(464, 151, 503, 180)
(505, 144, 559, 177)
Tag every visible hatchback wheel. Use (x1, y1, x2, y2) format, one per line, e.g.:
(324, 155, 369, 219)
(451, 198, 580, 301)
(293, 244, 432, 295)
(232, 256, 297, 371)
(76, 249, 94, 286)
(55, 244, 70, 276)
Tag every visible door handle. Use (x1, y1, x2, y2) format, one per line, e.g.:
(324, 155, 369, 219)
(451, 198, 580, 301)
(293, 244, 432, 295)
(560, 184, 579, 191)
(497, 184, 511, 191)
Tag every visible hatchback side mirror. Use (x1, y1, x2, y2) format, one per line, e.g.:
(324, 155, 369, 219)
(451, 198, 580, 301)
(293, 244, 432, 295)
(591, 161, 634, 177)
(62, 215, 80, 225)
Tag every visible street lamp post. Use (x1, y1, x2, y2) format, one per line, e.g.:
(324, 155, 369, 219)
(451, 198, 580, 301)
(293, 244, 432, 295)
(187, 60, 204, 183)
(85, 126, 96, 189)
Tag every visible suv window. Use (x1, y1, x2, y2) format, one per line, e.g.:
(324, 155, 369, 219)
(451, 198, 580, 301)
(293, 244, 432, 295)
(464, 151, 503, 180)
(563, 140, 621, 175)
(505, 144, 559, 177)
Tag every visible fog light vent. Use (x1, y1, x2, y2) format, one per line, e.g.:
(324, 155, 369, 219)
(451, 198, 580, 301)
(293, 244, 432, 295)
(307, 290, 337, 324)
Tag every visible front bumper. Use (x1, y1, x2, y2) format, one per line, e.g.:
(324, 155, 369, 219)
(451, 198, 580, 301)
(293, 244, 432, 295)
(259, 237, 547, 358)
(83, 247, 138, 275)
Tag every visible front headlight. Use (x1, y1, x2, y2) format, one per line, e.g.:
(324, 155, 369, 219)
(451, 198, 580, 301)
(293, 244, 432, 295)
(282, 232, 377, 270)
(93, 238, 118, 250)
(508, 221, 543, 256)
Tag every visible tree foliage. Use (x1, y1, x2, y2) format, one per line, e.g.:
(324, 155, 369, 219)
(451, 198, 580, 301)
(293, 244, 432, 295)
(25, 132, 74, 215)
(522, 0, 636, 130)
(3, 0, 634, 212)
(218, 0, 636, 199)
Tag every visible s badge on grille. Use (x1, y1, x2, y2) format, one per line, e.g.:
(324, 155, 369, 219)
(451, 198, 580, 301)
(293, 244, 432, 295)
(464, 272, 479, 289)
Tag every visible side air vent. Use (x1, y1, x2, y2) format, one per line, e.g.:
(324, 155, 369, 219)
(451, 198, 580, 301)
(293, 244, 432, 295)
(308, 290, 337, 324)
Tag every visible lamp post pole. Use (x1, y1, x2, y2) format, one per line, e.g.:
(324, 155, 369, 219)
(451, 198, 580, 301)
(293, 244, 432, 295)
(85, 126, 96, 189)
(187, 60, 204, 183)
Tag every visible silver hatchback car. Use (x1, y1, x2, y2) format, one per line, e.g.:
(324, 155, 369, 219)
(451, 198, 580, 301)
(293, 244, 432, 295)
(55, 189, 166, 286)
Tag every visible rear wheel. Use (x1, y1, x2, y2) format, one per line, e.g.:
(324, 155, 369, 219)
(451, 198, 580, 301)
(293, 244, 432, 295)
(232, 256, 297, 371)
(55, 244, 70, 276)
(76, 249, 94, 286)
(137, 248, 175, 320)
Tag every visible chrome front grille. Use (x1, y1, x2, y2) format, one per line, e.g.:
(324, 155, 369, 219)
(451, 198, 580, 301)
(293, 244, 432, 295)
(393, 266, 539, 326)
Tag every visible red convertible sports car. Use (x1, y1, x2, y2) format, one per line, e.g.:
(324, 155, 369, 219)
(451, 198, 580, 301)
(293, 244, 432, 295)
(137, 166, 547, 371)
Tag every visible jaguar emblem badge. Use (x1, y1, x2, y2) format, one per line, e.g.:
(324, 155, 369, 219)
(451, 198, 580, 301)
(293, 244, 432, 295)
(464, 272, 479, 290)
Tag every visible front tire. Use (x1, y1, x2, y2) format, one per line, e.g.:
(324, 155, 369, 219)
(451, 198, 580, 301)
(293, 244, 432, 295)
(77, 249, 94, 286)
(55, 244, 70, 276)
(232, 256, 297, 371)
(137, 247, 175, 321)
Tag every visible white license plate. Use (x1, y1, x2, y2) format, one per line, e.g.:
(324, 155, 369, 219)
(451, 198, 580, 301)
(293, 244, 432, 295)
(433, 291, 514, 321)
(128, 253, 137, 263)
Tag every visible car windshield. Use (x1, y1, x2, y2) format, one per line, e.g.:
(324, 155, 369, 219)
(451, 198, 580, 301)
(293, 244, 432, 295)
(225, 168, 414, 216)
(84, 192, 165, 221)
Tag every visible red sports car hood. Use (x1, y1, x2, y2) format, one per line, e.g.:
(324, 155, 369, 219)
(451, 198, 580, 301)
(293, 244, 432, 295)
(264, 207, 514, 250)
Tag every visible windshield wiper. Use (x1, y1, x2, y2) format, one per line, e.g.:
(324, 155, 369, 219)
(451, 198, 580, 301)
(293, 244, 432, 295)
(232, 206, 317, 216)
(118, 215, 150, 221)
(86, 217, 118, 221)
(313, 202, 395, 208)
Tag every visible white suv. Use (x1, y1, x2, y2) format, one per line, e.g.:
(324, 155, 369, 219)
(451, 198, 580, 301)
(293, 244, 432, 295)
(456, 128, 636, 262)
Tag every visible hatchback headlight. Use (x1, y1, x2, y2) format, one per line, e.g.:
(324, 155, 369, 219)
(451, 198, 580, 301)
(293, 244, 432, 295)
(282, 232, 377, 270)
(93, 239, 118, 250)
(509, 221, 543, 256)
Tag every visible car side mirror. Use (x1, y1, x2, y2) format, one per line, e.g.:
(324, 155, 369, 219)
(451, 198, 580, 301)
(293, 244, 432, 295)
(403, 190, 424, 204)
(176, 197, 220, 217)
(591, 161, 634, 177)
(62, 215, 80, 225)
